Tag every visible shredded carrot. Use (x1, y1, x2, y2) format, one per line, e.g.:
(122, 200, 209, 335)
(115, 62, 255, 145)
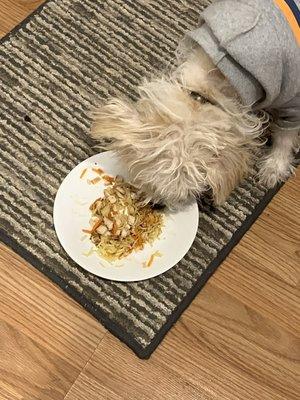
(147, 254, 155, 267)
(80, 168, 87, 179)
(89, 177, 101, 185)
(103, 175, 115, 184)
(111, 222, 118, 236)
(82, 219, 102, 235)
(92, 167, 104, 175)
(144, 251, 162, 268)
(91, 219, 102, 233)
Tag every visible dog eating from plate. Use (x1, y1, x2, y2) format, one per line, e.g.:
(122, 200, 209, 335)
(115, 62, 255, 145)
(90, 0, 300, 209)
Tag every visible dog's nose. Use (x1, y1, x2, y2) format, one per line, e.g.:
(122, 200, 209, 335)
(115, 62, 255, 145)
(150, 203, 166, 210)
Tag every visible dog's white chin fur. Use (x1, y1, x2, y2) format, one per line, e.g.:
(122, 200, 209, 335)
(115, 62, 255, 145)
(90, 48, 266, 208)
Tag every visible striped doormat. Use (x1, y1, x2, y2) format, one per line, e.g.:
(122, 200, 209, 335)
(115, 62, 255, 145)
(0, 0, 287, 358)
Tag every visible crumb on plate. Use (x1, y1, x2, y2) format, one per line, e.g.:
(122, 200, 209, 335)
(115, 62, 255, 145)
(89, 177, 102, 185)
(92, 167, 104, 175)
(143, 251, 162, 268)
(80, 168, 87, 179)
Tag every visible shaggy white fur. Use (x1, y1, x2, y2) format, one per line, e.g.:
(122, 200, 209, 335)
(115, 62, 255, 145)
(90, 46, 297, 208)
(258, 128, 299, 187)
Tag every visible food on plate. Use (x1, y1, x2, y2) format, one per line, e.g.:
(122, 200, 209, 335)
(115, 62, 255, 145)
(88, 176, 102, 185)
(143, 251, 162, 268)
(102, 175, 115, 185)
(92, 167, 104, 175)
(80, 168, 87, 179)
(83, 176, 164, 261)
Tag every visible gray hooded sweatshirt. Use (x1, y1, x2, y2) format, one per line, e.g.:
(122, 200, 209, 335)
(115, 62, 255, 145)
(188, 0, 300, 130)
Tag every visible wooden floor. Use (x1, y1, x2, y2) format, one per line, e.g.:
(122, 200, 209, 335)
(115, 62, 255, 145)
(0, 2, 299, 399)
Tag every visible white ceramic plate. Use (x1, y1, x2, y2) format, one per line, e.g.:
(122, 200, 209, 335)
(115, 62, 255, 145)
(53, 151, 199, 282)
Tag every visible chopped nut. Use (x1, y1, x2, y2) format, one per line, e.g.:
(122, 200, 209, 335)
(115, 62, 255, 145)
(128, 206, 135, 214)
(115, 217, 122, 228)
(96, 225, 107, 235)
(121, 228, 128, 238)
(115, 175, 123, 183)
(108, 195, 117, 204)
(115, 191, 125, 199)
(101, 204, 110, 218)
(92, 167, 104, 175)
(104, 217, 113, 231)
(116, 186, 125, 195)
(128, 215, 135, 225)
(89, 177, 101, 185)
(103, 175, 115, 184)
(80, 168, 87, 179)
(104, 188, 113, 196)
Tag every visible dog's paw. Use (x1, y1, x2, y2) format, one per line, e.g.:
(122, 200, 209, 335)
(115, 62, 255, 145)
(258, 155, 295, 188)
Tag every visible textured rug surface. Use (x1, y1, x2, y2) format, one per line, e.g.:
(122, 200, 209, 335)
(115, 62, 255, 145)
(0, 0, 285, 358)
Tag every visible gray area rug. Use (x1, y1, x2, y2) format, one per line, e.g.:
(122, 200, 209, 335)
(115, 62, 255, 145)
(0, 0, 286, 358)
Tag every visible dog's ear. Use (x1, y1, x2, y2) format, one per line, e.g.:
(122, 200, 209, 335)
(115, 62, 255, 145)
(90, 98, 143, 143)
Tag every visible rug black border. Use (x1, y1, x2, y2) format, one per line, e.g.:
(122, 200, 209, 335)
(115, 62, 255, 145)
(0, 1, 295, 359)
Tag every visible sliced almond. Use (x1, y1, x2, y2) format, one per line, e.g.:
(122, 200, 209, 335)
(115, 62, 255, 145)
(115, 175, 123, 183)
(115, 217, 122, 228)
(108, 195, 117, 204)
(128, 206, 135, 214)
(104, 217, 114, 231)
(101, 204, 111, 218)
(128, 215, 135, 225)
(116, 186, 125, 195)
(121, 228, 128, 238)
(104, 188, 113, 196)
(89, 177, 101, 185)
(103, 175, 115, 184)
(96, 225, 107, 235)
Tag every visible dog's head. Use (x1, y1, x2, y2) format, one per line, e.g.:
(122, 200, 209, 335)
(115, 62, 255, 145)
(91, 78, 265, 208)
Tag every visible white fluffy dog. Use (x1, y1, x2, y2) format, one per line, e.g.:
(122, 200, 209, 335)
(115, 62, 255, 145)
(90, 0, 300, 208)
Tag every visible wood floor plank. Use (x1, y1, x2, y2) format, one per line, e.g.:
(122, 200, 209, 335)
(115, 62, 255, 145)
(0, 0, 43, 38)
(64, 334, 213, 400)
(158, 322, 297, 400)
(0, 244, 106, 400)
(0, 321, 78, 400)
(179, 284, 300, 400)
(212, 175, 300, 336)
(64, 280, 299, 400)
(64, 370, 125, 400)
